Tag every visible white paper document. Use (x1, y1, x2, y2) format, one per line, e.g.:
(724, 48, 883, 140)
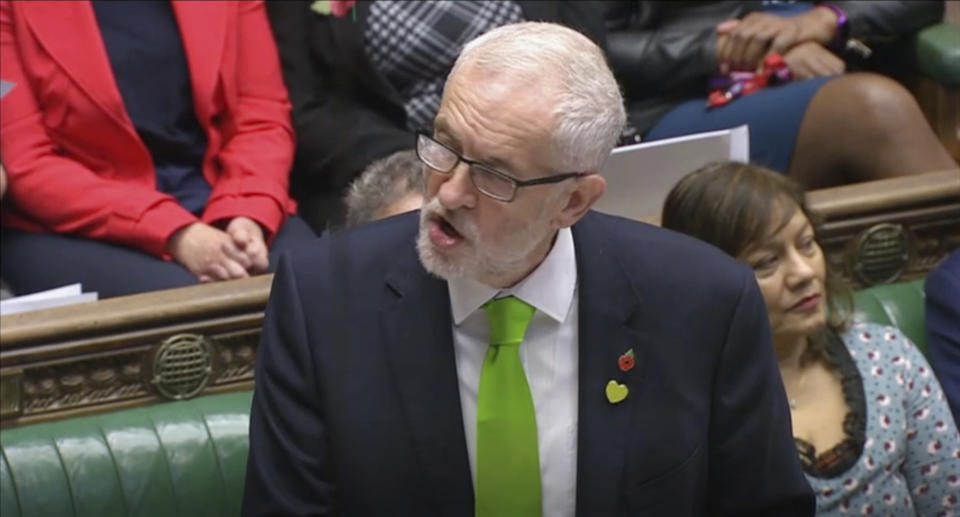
(593, 125, 750, 221)
(0, 283, 98, 315)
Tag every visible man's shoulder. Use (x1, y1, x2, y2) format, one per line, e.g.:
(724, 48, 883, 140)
(576, 211, 750, 284)
(281, 211, 421, 279)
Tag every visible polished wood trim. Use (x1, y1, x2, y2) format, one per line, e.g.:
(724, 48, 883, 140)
(1, 273, 273, 348)
(637, 169, 960, 226)
(806, 169, 960, 220)
(1, 313, 263, 364)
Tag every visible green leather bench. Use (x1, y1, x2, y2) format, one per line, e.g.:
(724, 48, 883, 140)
(853, 278, 926, 355)
(1, 391, 252, 517)
(915, 22, 960, 89)
(911, 21, 960, 162)
(0, 281, 930, 516)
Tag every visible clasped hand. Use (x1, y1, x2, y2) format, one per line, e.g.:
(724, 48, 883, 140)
(715, 7, 839, 75)
(168, 216, 269, 282)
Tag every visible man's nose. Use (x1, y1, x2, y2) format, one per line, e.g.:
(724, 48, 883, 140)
(435, 162, 477, 211)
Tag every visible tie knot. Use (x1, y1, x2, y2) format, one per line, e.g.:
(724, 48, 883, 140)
(483, 296, 536, 346)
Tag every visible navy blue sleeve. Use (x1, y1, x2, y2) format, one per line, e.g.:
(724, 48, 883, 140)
(925, 250, 960, 425)
(242, 253, 337, 516)
(707, 270, 815, 516)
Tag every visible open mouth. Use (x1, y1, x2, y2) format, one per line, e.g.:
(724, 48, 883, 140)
(428, 215, 464, 248)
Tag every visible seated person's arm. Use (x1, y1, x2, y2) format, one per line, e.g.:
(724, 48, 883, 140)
(836, 1, 944, 43)
(201, 0, 297, 248)
(265, 0, 411, 198)
(716, 1, 944, 73)
(604, 1, 726, 98)
(0, 3, 196, 259)
(897, 330, 960, 515)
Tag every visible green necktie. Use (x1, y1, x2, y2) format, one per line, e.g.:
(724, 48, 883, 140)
(476, 296, 541, 517)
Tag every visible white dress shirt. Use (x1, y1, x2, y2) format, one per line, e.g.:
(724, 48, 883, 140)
(448, 227, 579, 517)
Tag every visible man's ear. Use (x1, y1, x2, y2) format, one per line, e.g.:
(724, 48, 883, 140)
(554, 174, 605, 229)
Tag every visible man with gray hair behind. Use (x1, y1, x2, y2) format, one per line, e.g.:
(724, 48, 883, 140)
(343, 149, 423, 229)
(244, 22, 813, 516)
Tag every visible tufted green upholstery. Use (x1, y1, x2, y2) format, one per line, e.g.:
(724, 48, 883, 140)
(853, 278, 927, 356)
(0, 390, 252, 517)
(915, 22, 960, 87)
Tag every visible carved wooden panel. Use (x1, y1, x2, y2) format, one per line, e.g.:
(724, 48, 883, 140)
(1, 277, 270, 428)
(0, 323, 261, 427)
(810, 170, 960, 289)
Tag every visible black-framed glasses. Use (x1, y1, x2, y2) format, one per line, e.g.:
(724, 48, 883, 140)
(415, 131, 591, 202)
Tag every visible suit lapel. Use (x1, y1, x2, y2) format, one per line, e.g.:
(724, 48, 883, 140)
(170, 1, 226, 121)
(21, 1, 132, 132)
(381, 247, 474, 515)
(573, 214, 649, 515)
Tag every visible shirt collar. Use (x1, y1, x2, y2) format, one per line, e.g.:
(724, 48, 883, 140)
(448, 227, 577, 325)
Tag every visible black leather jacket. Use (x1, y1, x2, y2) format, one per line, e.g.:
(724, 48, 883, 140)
(601, 1, 944, 134)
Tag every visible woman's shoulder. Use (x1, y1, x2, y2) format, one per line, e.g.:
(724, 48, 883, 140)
(839, 321, 919, 355)
(835, 322, 930, 381)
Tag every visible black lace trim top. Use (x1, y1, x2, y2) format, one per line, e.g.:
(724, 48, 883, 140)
(794, 331, 868, 478)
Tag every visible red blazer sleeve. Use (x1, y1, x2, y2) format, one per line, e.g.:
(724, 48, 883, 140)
(200, 0, 296, 242)
(0, 1, 197, 258)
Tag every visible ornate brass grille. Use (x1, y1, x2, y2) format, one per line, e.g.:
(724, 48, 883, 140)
(848, 223, 912, 286)
(149, 334, 213, 400)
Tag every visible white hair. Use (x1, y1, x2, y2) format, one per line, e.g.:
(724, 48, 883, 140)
(447, 22, 626, 173)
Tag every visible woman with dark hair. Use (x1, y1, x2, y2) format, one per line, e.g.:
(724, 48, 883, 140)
(662, 161, 959, 516)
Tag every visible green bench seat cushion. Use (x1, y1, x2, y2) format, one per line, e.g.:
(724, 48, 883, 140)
(1, 390, 252, 517)
(915, 22, 960, 87)
(853, 278, 927, 356)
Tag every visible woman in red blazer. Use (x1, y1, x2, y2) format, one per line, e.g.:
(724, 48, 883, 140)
(0, 0, 315, 297)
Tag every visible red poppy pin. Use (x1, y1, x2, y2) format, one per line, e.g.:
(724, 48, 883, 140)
(311, 0, 357, 19)
(618, 348, 635, 372)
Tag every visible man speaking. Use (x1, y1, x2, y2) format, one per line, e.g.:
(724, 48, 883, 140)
(242, 21, 813, 517)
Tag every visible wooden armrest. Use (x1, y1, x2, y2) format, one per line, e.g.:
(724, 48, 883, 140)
(1, 274, 273, 349)
(633, 169, 960, 226)
(806, 168, 960, 220)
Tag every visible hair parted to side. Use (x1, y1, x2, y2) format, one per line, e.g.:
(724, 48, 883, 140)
(448, 22, 626, 173)
(344, 149, 423, 228)
(661, 161, 853, 337)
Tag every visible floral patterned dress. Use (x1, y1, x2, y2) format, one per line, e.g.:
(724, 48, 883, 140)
(802, 322, 960, 516)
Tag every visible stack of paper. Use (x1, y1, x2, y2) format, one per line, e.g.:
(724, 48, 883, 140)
(594, 125, 750, 221)
(0, 284, 98, 316)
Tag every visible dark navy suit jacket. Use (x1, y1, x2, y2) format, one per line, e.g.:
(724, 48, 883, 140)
(926, 249, 960, 425)
(242, 211, 814, 516)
